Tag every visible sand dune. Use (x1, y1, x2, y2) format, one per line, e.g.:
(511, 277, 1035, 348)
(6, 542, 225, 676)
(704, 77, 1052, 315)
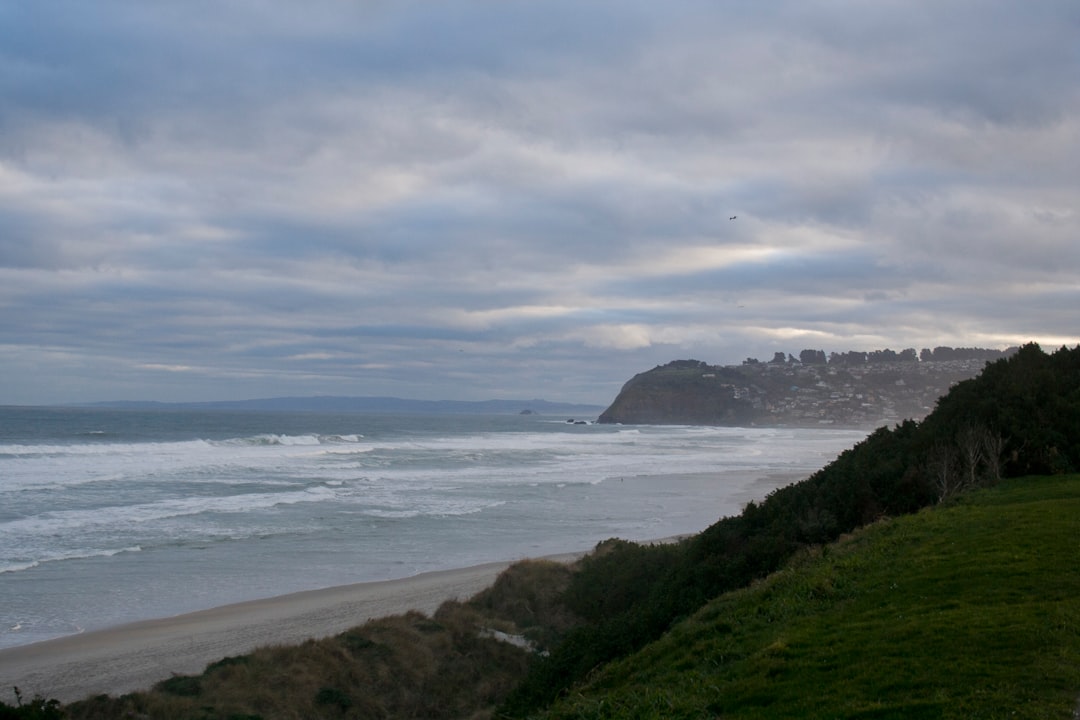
(0, 555, 579, 704)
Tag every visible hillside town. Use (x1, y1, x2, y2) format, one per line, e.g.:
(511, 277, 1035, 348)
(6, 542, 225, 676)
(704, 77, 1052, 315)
(599, 347, 1018, 427)
(734, 356, 999, 426)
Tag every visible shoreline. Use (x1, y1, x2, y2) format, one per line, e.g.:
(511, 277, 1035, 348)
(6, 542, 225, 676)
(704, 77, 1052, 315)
(0, 551, 587, 704)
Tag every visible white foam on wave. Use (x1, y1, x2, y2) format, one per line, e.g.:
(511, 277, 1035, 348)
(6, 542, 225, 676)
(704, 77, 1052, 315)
(0, 426, 870, 505)
(0, 559, 39, 574)
(0, 545, 142, 575)
(326, 434, 364, 443)
(0, 436, 217, 464)
(0, 439, 223, 493)
(0, 431, 368, 461)
(214, 433, 368, 447)
(0, 438, 214, 458)
(313, 446, 376, 456)
(0, 485, 344, 538)
(0, 433, 373, 493)
(225, 434, 323, 447)
(361, 498, 506, 519)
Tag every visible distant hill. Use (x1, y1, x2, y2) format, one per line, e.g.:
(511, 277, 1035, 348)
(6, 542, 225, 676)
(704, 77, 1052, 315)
(87, 396, 605, 416)
(599, 347, 1018, 426)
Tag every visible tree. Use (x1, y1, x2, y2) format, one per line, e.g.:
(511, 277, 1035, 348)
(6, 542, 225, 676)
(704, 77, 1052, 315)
(926, 442, 962, 502)
(928, 422, 1004, 501)
(868, 349, 899, 363)
(981, 428, 1005, 482)
(956, 423, 986, 490)
(829, 351, 867, 365)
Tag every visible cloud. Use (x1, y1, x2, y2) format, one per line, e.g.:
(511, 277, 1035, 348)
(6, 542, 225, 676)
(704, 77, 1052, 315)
(0, 1, 1077, 404)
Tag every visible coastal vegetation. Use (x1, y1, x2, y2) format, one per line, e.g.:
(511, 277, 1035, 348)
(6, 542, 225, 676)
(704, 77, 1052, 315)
(6, 343, 1079, 719)
(0, 689, 63, 720)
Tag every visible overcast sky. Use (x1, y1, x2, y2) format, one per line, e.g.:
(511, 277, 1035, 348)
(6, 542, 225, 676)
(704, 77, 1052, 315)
(1, 1, 1077, 406)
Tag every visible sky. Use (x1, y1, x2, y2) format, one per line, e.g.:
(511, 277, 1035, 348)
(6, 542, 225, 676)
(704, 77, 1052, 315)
(1, 1, 1078, 406)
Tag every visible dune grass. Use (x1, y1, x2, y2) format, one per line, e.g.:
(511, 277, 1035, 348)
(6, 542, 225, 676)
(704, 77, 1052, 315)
(65, 604, 524, 719)
(60, 559, 577, 720)
(536, 475, 1080, 719)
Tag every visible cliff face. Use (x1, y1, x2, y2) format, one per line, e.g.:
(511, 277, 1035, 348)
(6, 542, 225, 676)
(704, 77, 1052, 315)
(598, 360, 755, 425)
(598, 356, 1000, 427)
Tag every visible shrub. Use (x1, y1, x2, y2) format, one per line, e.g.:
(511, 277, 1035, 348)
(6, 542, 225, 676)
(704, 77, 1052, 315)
(313, 687, 352, 711)
(204, 656, 250, 674)
(155, 674, 202, 697)
(0, 689, 64, 720)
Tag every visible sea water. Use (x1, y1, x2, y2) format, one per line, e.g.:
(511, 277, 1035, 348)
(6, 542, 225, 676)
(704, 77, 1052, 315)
(0, 406, 867, 649)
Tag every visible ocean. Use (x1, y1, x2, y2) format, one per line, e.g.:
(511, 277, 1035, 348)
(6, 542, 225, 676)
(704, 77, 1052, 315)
(0, 406, 867, 650)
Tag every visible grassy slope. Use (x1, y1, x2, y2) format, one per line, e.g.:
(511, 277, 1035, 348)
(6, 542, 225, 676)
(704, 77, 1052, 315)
(538, 475, 1080, 720)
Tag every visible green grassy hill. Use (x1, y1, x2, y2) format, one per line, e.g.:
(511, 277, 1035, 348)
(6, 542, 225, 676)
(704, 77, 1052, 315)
(536, 475, 1080, 719)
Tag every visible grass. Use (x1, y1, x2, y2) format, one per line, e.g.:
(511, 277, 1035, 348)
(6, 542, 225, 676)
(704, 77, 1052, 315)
(65, 607, 533, 720)
(535, 475, 1080, 719)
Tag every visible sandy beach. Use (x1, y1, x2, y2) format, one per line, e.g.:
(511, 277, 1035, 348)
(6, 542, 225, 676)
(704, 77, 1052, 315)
(0, 553, 582, 705)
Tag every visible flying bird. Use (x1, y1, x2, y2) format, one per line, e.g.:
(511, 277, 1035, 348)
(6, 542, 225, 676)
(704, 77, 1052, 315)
(729, 216, 737, 220)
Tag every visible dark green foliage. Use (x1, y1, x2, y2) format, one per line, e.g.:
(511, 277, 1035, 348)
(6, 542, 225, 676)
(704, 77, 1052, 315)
(923, 343, 1080, 475)
(313, 687, 352, 711)
(412, 617, 444, 634)
(204, 656, 250, 674)
(562, 539, 682, 622)
(338, 629, 387, 656)
(503, 343, 1080, 716)
(0, 689, 64, 720)
(155, 674, 202, 697)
